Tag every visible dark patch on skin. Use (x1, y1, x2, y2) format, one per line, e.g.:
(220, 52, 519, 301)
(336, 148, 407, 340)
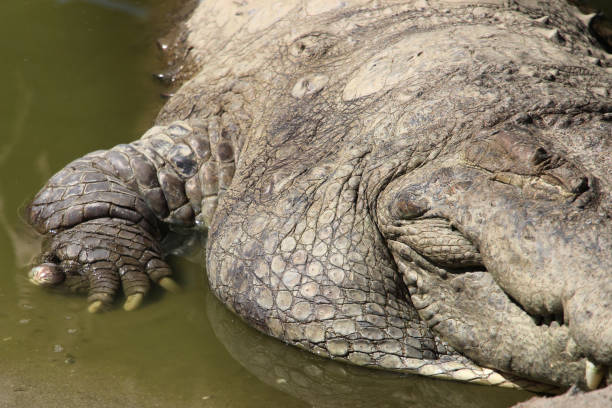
(144, 188, 170, 218)
(168, 143, 198, 177)
(217, 142, 234, 162)
(158, 166, 188, 210)
(132, 158, 159, 188)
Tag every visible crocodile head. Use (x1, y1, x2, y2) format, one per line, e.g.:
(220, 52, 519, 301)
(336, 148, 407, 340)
(376, 123, 612, 389)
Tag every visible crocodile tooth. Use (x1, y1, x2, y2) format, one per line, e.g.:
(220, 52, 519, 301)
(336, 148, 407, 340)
(585, 360, 605, 390)
(577, 12, 597, 28)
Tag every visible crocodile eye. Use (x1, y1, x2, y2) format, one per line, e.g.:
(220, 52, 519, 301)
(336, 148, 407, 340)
(397, 199, 425, 219)
(288, 32, 338, 61)
(463, 130, 595, 203)
(464, 130, 560, 174)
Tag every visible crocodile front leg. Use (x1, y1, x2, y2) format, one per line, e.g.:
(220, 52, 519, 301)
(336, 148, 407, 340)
(27, 117, 238, 312)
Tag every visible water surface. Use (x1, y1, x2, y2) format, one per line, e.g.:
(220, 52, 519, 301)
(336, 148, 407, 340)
(0, 1, 610, 407)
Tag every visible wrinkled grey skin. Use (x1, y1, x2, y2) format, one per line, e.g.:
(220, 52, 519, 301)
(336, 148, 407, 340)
(27, 0, 611, 395)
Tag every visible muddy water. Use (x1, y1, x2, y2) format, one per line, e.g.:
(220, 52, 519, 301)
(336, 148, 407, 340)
(0, 1, 609, 407)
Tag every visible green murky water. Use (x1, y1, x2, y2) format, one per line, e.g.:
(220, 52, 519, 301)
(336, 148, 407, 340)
(0, 1, 610, 407)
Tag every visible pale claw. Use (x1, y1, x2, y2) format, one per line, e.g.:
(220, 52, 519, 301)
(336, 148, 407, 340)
(123, 293, 144, 311)
(87, 300, 104, 314)
(29, 263, 64, 287)
(585, 360, 606, 390)
(158, 277, 180, 293)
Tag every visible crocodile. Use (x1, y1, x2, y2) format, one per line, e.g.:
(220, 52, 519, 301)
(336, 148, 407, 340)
(25, 0, 612, 394)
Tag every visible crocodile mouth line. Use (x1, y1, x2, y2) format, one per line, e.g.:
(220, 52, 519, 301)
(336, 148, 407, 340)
(387, 236, 610, 391)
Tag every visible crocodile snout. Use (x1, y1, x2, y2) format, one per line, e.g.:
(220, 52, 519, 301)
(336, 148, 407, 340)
(566, 273, 612, 389)
(463, 182, 612, 389)
(498, 209, 611, 389)
(377, 154, 612, 388)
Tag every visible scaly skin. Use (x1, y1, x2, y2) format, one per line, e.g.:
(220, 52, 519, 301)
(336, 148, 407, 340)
(26, 0, 611, 394)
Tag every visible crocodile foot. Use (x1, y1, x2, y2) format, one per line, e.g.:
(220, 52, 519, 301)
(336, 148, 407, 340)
(28, 217, 179, 312)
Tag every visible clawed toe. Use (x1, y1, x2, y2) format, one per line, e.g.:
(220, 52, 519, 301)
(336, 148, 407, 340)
(29, 263, 64, 287)
(87, 300, 105, 313)
(158, 277, 180, 293)
(30, 219, 179, 312)
(123, 293, 144, 311)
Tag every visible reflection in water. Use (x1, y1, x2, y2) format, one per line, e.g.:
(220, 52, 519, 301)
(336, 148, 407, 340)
(206, 294, 530, 408)
(57, 0, 148, 18)
(0, 197, 43, 316)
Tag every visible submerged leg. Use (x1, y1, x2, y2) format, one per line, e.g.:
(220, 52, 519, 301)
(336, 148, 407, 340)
(27, 117, 239, 311)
